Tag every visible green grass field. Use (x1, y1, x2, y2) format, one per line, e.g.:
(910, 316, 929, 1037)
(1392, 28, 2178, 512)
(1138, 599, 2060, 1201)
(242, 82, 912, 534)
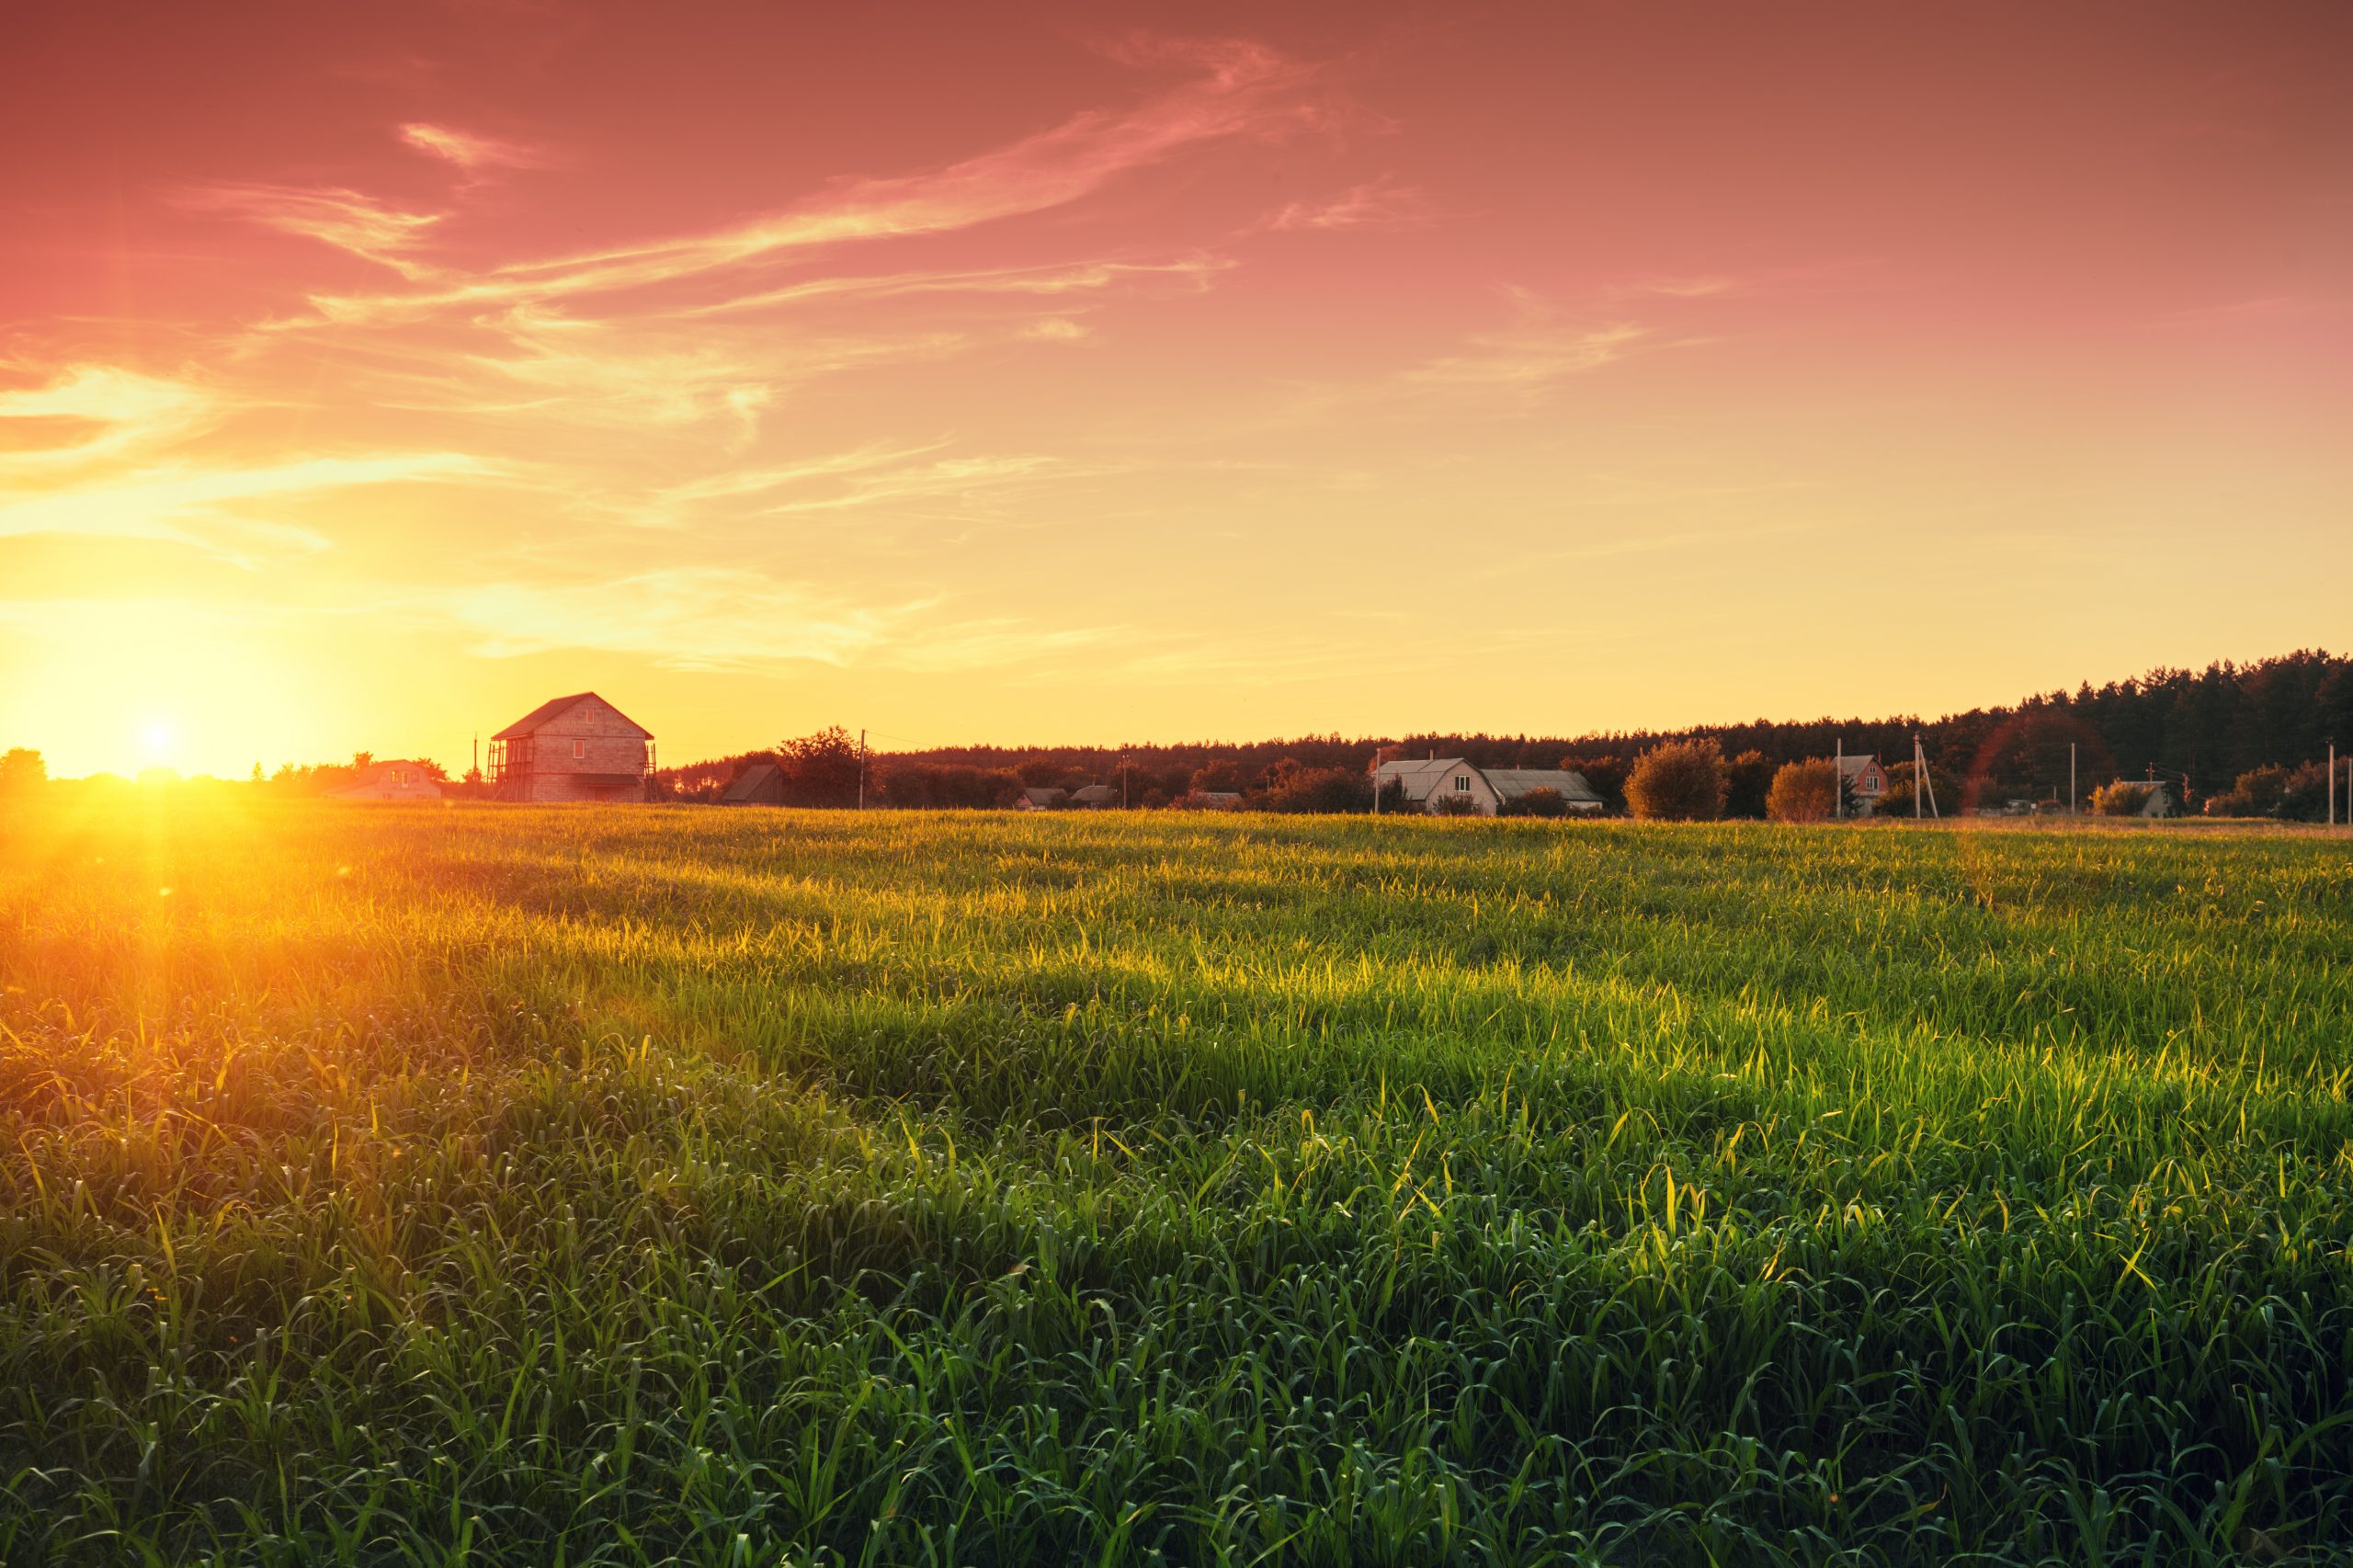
(4, 801, 2351, 1565)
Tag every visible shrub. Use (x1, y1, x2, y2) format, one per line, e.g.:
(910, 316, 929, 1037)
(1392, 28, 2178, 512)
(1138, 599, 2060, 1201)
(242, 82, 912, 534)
(2208, 761, 2331, 821)
(1266, 760, 1371, 814)
(1497, 787, 1568, 819)
(1724, 750, 1776, 819)
(2091, 781, 2154, 817)
(1627, 738, 1728, 822)
(1429, 792, 1483, 817)
(1765, 758, 1842, 823)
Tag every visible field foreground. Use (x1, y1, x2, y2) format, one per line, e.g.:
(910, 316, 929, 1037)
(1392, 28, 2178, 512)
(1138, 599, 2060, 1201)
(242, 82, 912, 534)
(4, 802, 2352, 1565)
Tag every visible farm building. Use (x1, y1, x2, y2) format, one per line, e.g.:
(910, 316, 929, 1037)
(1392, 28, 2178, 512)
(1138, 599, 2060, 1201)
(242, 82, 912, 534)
(488, 692, 653, 803)
(326, 760, 443, 802)
(721, 760, 787, 805)
(1069, 784, 1120, 809)
(1836, 754, 1890, 814)
(1017, 787, 1069, 811)
(1373, 758, 1604, 816)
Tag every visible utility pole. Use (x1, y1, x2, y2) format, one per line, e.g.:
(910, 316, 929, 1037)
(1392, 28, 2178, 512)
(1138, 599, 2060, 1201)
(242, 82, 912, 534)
(1120, 752, 1130, 810)
(2331, 743, 2337, 829)
(857, 728, 867, 811)
(1914, 733, 1938, 819)
(2069, 743, 2076, 815)
(1835, 738, 1843, 820)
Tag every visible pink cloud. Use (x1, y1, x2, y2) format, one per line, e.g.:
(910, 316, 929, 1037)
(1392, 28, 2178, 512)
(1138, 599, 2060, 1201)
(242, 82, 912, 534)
(399, 122, 546, 172)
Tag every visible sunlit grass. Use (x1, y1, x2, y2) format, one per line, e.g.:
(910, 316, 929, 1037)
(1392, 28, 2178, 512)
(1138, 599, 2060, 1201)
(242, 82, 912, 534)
(4, 797, 2351, 1563)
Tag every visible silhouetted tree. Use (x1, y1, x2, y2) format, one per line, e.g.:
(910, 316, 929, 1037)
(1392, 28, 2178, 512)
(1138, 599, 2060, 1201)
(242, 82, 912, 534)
(0, 747, 46, 795)
(779, 727, 863, 807)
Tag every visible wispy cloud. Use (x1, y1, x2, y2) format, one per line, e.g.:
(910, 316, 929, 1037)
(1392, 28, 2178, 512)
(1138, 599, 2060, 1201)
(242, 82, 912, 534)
(184, 184, 445, 276)
(426, 566, 1108, 673)
(1401, 318, 1646, 397)
(399, 122, 545, 172)
(681, 256, 1225, 319)
(0, 366, 219, 469)
(298, 42, 1320, 324)
(1270, 177, 1430, 232)
(0, 450, 486, 562)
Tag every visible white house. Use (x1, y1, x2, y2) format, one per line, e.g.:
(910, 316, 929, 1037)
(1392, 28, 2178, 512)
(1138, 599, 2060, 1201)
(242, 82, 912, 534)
(1372, 758, 1604, 817)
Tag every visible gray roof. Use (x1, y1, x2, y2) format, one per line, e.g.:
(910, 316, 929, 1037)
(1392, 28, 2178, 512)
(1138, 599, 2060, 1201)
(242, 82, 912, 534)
(721, 760, 784, 802)
(1482, 767, 1601, 803)
(1070, 784, 1120, 804)
(1835, 754, 1882, 776)
(1372, 758, 1599, 804)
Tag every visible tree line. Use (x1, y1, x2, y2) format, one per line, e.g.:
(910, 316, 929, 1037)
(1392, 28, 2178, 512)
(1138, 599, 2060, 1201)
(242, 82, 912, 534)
(656, 650, 2353, 819)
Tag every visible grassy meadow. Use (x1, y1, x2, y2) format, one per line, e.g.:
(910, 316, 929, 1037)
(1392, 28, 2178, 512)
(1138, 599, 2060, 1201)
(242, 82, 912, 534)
(3, 799, 2352, 1565)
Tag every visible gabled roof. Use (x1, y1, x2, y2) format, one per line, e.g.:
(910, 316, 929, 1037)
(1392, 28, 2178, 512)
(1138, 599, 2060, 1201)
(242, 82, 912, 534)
(1373, 757, 1602, 805)
(1373, 757, 1473, 802)
(721, 760, 784, 802)
(1020, 786, 1068, 806)
(1835, 754, 1882, 777)
(493, 691, 653, 741)
(1483, 767, 1602, 803)
(1070, 784, 1120, 803)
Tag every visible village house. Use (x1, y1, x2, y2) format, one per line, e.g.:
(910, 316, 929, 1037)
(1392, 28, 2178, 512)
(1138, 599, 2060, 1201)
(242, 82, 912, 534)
(720, 760, 787, 805)
(1836, 754, 1890, 815)
(1069, 783, 1121, 809)
(487, 692, 654, 803)
(1017, 786, 1069, 811)
(326, 760, 444, 802)
(1372, 757, 1604, 816)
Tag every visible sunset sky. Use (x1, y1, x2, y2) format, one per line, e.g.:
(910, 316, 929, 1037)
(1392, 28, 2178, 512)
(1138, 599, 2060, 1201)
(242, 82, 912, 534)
(5, 2, 2349, 778)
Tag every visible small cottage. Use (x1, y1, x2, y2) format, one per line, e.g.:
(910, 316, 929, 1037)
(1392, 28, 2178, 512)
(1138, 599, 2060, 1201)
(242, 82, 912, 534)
(1835, 754, 1889, 814)
(721, 760, 787, 805)
(327, 760, 443, 802)
(1069, 784, 1120, 809)
(1017, 787, 1069, 811)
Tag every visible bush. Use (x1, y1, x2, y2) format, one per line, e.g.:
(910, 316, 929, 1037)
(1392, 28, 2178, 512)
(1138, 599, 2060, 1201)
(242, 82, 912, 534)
(1626, 738, 1728, 822)
(1765, 759, 1841, 823)
(1724, 750, 1776, 819)
(2208, 761, 2332, 821)
(1429, 793, 1483, 817)
(1497, 787, 1568, 819)
(1265, 760, 1371, 814)
(2091, 781, 2154, 817)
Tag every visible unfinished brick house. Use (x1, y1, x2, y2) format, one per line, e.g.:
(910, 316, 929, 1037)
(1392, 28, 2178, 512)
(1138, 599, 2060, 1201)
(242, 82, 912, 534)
(487, 692, 654, 802)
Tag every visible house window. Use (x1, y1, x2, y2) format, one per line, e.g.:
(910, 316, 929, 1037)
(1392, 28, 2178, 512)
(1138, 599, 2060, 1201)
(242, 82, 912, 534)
(574, 740, 585, 761)
(1453, 775, 1472, 792)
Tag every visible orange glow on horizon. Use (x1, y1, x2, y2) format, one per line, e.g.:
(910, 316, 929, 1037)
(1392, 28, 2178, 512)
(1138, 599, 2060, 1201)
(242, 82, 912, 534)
(4, 4, 2349, 777)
